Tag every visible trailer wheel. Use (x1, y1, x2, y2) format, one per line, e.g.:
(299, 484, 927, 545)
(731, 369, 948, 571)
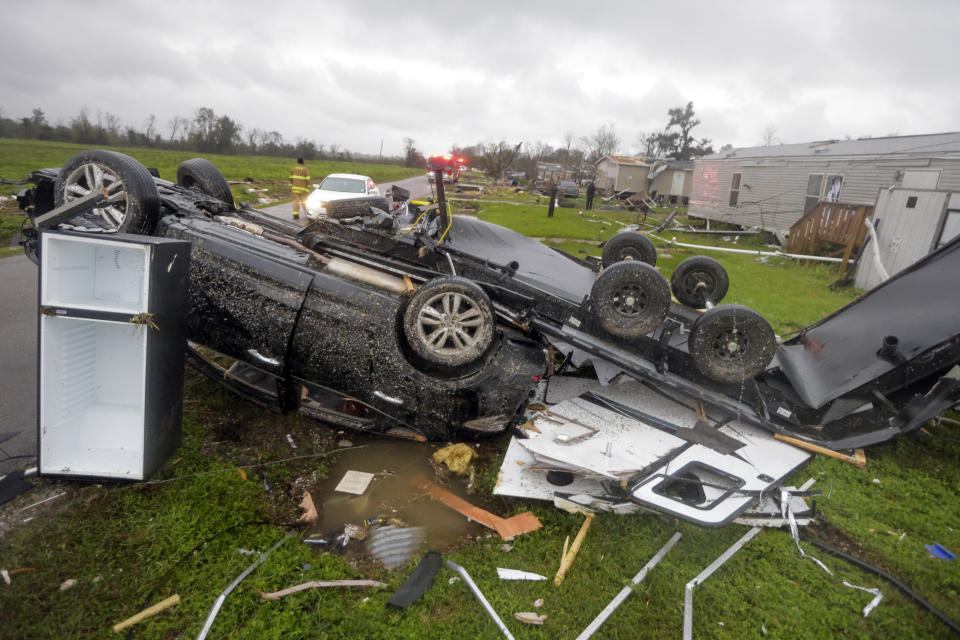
(590, 261, 670, 338)
(670, 256, 729, 308)
(54, 149, 159, 234)
(403, 277, 494, 368)
(177, 158, 234, 207)
(601, 231, 657, 267)
(325, 196, 391, 219)
(688, 304, 776, 383)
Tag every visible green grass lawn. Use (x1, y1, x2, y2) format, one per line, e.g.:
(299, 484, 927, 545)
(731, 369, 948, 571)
(1, 190, 958, 639)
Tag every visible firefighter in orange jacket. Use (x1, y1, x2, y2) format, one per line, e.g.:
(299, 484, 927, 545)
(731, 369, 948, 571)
(290, 157, 311, 220)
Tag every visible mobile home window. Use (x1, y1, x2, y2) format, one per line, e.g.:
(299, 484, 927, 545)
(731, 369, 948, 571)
(824, 175, 843, 202)
(805, 174, 823, 213)
(729, 173, 741, 206)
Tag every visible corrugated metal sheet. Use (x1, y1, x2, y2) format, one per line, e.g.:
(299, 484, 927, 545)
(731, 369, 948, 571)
(855, 189, 950, 290)
(705, 131, 960, 160)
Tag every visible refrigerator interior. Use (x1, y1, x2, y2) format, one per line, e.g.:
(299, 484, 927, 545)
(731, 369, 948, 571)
(41, 234, 149, 314)
(40, 315, 147, 478)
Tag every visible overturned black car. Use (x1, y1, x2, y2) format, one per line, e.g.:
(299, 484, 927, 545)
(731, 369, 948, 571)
(17, 149, 960, 449)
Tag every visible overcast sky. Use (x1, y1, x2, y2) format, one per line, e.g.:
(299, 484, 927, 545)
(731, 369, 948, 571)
(2, 0, 957, 157)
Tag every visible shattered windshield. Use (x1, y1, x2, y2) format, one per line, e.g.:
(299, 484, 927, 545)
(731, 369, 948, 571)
(320, 177, 365, 193)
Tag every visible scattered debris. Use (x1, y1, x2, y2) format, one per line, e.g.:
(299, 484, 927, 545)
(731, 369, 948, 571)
(335, 470, 375, 495)
(236, 549, 258, 556)
(534, 598, 544, 608)
(448, 576, 460, 585)
(18, 491, 65, 512)
(514, 612, 546, 625)
(298, 492, 318, 523)
(367, 525, 425, 570)
(785, 501, 883, 618)
(445, 560, 516, 640)
(684, 527, 762, 640)
(576, 532, 681, 640)
(343, 523, 367, 541)
(497, 568, 548, 581)
(555, 514, 593, 586)
(500, 544, 514, 553)
(432, 443, 477, 475)
(259, 580, 387, 600)
(925, 544, 956, 560)
(59, 578, 78, 591)
(337, 439, 354, 448)
(286, 434, 297, 449)
(413, 476, 542, 540)
(387, 550, 443, 609)
(1, 570, 8, 585)
(197, 530, 294, 640)
(111, 594, 180, 633)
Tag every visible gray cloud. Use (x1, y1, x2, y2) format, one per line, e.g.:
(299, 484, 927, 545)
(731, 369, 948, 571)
(2, 0, 957, 156)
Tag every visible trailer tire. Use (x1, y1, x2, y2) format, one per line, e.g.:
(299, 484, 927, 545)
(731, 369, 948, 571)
(177, 158, 234, 207)
(403, 277, 495, 368)
(670, 256, 729, 308)
(326, 196, 391, 220)
(601, 231, 657, 267)
(688, 304, 776, 382)
(54, 149, 159, 235)
(590, 261, 670, 338)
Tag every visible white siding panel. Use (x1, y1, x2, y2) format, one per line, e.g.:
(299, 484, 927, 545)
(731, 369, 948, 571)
(691, 155, 960, 234)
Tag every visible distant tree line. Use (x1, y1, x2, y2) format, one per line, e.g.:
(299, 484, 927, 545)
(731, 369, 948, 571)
(0, 105, 410, 165)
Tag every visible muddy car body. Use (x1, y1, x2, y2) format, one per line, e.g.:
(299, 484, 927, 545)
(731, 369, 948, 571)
(17, 150, 960, 448)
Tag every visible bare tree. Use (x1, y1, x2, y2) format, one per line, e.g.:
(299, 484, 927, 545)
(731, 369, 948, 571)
(168, 115, 190, 143)
(760, 125, 780, 146)
(143, 114, 157, 142)
(583, 123, 620, 163)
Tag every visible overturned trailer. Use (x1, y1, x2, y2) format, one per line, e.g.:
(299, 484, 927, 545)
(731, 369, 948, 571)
(15, 150, 960, 455)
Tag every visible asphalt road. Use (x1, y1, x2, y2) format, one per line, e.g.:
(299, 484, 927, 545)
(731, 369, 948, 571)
(0, 173, 433, 477)
(260, 174, 432, 222)
(0, 254, 38, 477)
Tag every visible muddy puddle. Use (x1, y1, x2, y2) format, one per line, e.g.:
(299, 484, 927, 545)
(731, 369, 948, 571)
(306, 436, 487, 564)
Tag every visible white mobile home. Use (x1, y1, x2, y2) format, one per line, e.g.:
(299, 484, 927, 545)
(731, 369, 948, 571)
(595, 155, 650, 195)
(688, 132, 960, 234)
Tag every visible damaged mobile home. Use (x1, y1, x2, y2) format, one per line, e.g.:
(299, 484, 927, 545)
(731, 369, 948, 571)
(15, 150, 960, 517)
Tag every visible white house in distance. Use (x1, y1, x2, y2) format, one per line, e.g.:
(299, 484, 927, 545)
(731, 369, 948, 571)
(594, 155, 649, 195)
(687, 132, 960, 234)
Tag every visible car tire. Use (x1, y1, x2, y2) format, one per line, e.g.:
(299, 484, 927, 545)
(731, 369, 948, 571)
(670, 256, 730, 308)
(326, 196, 391, 220)
(590, 261, 670, 338)
(688, 304, 776, 383)
(403, 277, 495, 368)
(176, 158, 235, 207)
(601, 231, 657, 267)
(54, 149, 160, 234)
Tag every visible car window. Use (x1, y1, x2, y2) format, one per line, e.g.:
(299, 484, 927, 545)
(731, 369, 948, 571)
(320, 177, 366, 193)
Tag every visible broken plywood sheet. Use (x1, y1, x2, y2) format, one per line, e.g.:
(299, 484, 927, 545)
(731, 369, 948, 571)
(413, 476, 541, 540)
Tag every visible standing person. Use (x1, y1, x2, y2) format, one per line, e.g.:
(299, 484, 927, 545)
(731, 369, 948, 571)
(289, 157, 311, 220)
(586, 181, 596, 210)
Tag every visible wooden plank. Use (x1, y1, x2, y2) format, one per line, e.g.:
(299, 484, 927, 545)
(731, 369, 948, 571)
(774, 434, 867, 468)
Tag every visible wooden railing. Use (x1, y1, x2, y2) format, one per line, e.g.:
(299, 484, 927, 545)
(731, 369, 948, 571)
(787, 201, 873, 268)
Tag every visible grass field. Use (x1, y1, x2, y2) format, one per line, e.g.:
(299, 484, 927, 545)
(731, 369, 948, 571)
(1, 183, 958, 639)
